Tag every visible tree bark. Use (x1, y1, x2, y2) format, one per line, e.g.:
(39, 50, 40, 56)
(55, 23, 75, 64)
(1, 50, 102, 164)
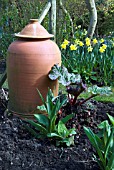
(85, 0, 97, 39)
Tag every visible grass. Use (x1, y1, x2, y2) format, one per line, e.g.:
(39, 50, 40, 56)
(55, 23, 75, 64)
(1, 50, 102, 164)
(79, 91, 114, 103)
(59, 84, 114, 103)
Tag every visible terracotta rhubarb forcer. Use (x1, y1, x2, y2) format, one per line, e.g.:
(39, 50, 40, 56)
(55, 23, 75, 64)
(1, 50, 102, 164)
(7, 19, 61, 117)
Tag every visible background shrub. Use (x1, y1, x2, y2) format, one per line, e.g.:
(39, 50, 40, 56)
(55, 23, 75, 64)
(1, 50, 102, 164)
(0, 0, 47, 58)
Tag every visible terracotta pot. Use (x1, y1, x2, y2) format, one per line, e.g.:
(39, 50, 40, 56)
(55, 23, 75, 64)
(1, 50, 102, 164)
(7, 19, 61, 117)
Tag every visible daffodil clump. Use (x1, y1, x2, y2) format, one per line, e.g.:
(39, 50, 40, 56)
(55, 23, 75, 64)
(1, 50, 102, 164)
(79, 41, 84, 47)
(74, 25, 87, 41)
(93, 38, 98, 45)
(61, 37, 108, 54)
(99, 44, 107, 53)
(61, 39, 69, 49)
(61, 32, 114, 85)
(87, 46, 93, 52)
(70, 44, 77, 51)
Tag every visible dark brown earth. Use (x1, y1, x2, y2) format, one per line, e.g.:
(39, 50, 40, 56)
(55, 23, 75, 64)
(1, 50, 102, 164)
(0, 88, 114, 170)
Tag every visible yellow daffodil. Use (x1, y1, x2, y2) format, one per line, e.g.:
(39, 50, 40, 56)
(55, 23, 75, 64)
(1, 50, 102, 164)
(70, 44, 77, 51)
(85, 37, 90, 42)
(100, 38, 104, 43)
(63, 39, 69, 45)
(79, 41, 84, 47)
(61, 43, 67, 49)
(86, 40, 91, 46)
(93, 38, 98, 44)
(102, 44, 107, 50)
(85, 37, 91, 46)
(87, 46, 93, 52)
(99, 47, 105, 53)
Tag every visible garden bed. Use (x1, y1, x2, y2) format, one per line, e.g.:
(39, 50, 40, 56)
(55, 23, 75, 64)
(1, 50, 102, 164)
(0, 89, 114, 170)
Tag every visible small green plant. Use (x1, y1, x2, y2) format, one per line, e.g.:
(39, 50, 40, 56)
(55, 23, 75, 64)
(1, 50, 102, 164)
(49, 64, 112, 106)
(25, 89, 76, 146)
(84, 114, 114, 170)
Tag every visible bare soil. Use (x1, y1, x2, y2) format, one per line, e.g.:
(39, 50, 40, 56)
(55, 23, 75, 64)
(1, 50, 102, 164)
(0, 88, 114, 170)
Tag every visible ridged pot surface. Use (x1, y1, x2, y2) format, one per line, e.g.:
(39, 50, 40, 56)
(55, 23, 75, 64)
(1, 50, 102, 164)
(7, 38, 61, 115)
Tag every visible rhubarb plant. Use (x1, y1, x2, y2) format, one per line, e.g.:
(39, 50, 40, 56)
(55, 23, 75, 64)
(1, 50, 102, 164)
(49, 64, 112, 106)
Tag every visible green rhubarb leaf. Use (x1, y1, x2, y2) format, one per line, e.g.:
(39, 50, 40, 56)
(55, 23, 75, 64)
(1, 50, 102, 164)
(48, 64, 81, 86)
(48, 64, 60, 80)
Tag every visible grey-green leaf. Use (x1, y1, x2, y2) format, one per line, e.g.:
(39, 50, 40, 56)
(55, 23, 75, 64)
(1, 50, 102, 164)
(48, 64, 81, 86)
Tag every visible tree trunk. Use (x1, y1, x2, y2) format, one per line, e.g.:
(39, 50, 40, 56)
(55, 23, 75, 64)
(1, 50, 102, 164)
(85, 0, 97, 39)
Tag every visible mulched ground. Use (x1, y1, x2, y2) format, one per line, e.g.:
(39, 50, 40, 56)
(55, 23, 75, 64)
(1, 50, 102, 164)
(0, 88, 114, 170)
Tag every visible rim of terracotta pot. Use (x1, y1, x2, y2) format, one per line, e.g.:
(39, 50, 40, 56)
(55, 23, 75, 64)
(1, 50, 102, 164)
(15, 19, 54, 39)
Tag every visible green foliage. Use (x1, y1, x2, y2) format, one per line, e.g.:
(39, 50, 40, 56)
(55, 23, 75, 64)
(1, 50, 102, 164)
(25, 89, 76, 146)
(49, 64, 81, 86)
(84, 114, 114, 170)
(0, 0, 114, 56)
(60, 34, 114, 86)
(79, 88, 114, 103)
(1, 0, 114, 58)
(49, 64, 112, 105)
(0, 0, 47, 58)
(56, 0, 114, 43)
(96, 0, 114, 36)
(88, 85, 112, 96)
(56, 0, 88, 44)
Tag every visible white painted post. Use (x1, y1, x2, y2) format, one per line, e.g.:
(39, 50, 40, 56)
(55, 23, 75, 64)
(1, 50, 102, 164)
(38, 1, 51, 24)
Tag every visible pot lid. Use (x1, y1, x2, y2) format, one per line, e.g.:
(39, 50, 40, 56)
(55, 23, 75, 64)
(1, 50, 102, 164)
(15, 19, 54, 38)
